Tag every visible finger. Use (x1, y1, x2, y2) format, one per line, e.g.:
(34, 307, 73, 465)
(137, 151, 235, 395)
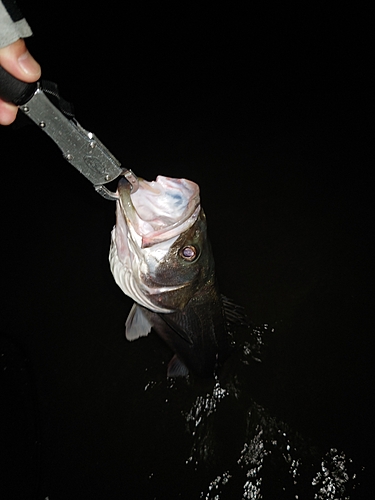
(0, 99, 18, 125)
(0, 39, 41, 83)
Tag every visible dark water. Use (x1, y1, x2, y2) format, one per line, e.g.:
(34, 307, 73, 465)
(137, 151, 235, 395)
(1, 3, 373, 498)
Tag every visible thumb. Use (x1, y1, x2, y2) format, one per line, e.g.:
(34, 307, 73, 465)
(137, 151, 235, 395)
(0, 39, 41, 82)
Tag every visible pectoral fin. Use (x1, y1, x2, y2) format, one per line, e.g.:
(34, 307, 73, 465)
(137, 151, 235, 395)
(167, 354, 189, 377)
(125, 303, 152, 341)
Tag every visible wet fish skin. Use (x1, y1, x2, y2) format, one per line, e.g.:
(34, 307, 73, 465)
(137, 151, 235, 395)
(127, 279, 231, 378)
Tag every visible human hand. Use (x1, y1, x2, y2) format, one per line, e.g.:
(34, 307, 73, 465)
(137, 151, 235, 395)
(0, 38, 41, 125)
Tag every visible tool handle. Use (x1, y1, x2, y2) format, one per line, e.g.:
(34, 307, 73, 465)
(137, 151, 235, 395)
(0, 66, 38, 105)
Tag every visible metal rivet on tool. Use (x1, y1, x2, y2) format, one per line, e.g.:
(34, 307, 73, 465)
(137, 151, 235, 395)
(22, 106, 29, 113)
(39, 121, 46, 128)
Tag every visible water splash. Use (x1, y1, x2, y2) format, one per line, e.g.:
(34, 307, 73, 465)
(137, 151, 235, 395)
(190, 384, 360, 499)
(143, 323, 362, 498)
(312, 449, 351, 500)
(239, 323, 274, 365)
(238, 426, 266, 499)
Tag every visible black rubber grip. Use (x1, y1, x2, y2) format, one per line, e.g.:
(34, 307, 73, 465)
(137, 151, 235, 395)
(0, 66, 38, 105)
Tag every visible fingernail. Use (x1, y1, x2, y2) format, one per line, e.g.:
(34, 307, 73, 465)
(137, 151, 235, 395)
(17, 51, 41, 77)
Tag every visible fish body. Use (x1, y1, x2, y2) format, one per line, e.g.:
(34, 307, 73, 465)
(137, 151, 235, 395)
(109, 175, 232, 377)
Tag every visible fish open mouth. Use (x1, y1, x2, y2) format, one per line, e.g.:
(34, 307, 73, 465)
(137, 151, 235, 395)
(109, 175, 203, 313)
(117, 175, 201, 247)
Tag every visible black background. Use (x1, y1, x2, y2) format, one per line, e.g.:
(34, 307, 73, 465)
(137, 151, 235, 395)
(1, 2, 373, 498)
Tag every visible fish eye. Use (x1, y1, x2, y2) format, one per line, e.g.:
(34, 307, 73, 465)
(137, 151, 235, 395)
(180, 245, 198, 261)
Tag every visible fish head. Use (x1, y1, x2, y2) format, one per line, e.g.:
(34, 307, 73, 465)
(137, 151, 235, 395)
(109, 175, 216, 313)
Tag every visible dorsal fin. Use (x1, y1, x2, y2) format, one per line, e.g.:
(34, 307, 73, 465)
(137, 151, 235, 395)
(221, 295, 249, 326)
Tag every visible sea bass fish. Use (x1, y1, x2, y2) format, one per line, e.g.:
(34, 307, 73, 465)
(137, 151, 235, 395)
(109, 175, 234, 377)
